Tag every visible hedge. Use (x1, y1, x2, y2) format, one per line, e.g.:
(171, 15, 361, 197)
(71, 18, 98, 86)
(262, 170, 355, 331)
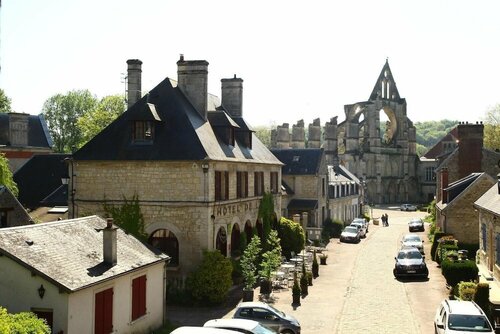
(436, 244, 459, 265)
(431, 232, 451, 261)
(440, 259, 478, 287)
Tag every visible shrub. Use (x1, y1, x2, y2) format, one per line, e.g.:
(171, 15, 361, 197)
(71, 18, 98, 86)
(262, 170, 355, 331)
(277, 217, 305, 259)
(457, 243, 479, 260)
(231, 258, 243, 285)
(437, 243, 459, 264)
(458, 282, 477, 301)
(322, 218, 344, 240)
(312, 251, 319, 278)
(186, 250, 233, 305)
(441, 259, 478, 287)
(239, 231, 248, 254)
(431, 232, 452, 261)
(0, 307, 50, 334)
(474, 283, 491, 319)
(240, 235, 261, 290)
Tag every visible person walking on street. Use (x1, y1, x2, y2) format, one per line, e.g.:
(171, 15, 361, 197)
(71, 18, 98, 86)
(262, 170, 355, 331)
(385, 213, 389, 227)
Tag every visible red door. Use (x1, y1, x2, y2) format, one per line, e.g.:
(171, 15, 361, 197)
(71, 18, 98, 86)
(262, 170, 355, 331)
(95, 288, 113, 334)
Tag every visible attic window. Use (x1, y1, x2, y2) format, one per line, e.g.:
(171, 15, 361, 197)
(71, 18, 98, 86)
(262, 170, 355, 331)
(292, 156, 300, 162)
(132, 121, 154, 143)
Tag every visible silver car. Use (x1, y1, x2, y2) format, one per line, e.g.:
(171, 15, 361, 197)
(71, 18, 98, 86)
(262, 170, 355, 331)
(233, 302, 301, 334)
(401, 233, 424, 254)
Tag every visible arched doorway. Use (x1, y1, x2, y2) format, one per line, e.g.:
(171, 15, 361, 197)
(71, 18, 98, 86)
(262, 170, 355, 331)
(244, 221, 253, 244)
(231, 223, 241, 257)
(149, 229, 179, 266)
(256, 219, 263, 241)
(216, 227, 228, 257)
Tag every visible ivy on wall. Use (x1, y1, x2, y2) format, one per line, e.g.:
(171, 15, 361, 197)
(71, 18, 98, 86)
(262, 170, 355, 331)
(103, 194, 147, 242)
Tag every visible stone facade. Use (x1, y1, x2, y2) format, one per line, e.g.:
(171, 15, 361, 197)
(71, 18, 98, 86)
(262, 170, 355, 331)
(271, 60, 421, 204)
(0, 186, 32, 227)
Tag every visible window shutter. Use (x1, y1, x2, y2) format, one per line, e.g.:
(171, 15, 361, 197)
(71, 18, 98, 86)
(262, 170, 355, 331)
(224, 172, 229, 200)
(215, 172, 221, 200)
(132, 275, 147, 320)
(245, 172, 248, 198)
(95, 288, 113, 334)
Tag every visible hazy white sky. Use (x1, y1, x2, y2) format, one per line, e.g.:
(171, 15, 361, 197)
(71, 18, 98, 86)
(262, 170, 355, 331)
(1, 0, 499, 127)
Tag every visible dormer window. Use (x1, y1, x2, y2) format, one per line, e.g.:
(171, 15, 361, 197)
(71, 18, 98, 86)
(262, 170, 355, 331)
(132, 121, 154, 143)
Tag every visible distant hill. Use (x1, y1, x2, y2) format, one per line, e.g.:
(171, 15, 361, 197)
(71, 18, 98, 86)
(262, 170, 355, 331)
(414, 119, 459, 156)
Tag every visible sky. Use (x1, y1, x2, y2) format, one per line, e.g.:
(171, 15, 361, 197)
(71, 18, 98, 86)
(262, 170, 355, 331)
(1, 0, 499, 128)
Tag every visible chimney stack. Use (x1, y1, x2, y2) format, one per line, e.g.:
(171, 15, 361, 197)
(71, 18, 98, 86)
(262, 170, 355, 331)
(103, 218, 117, 266)
(177, 55, 209, 120)
(441, 168, 449, 204)
(127, 59, 142, 109)
(221, 75, 243, 118)
(457, 122, 484, 178)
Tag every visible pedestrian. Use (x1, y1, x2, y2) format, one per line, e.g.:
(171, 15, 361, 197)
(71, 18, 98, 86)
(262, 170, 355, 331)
(381, 214, 386, 227)
(385, 213, 389, 227)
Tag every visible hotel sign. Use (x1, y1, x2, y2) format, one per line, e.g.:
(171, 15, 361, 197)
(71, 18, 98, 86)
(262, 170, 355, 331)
(214, 199, 260, 217)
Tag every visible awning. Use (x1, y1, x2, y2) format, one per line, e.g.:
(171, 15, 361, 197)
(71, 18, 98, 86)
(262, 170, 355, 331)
(287, 199, 318, 211)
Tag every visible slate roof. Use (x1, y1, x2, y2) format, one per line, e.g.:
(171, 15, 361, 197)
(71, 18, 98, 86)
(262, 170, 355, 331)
(287, 199, 318, 211)
(0, 113, 52, 148)
(474, 181, 500, 216)
(328, 165, 360, 184)
(13, 154, 70, 209)
(423, 127, 459, 159)
(445, 173, 482, 203)
(0, 216, 168, 292)
(271, 148, 323, 175)
(73, 78, 280, 165)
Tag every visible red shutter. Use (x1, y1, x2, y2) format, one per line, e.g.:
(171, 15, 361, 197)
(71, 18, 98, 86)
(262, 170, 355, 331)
(132, 275, 147, 320)
(95, 288, 113, 334)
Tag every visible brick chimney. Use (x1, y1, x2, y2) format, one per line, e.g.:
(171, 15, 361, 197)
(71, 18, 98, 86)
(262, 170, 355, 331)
(441, 168, 449, 203)
(8, 113, 29, 146)
(221, 75, 243, 118)
(103, 218, 117, 266)
(127, 59, 142, 109)
(457, 122, 484, 178)
(177, 54, 209, 120)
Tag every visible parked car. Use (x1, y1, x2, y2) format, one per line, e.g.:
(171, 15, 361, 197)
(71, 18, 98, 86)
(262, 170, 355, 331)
(349, 221, 366, 238)
(401, 233, 424, 254)
(408, 218, 425, 232)
(171, 327, 241, 334)
(232, 301, 301, 334)
(352, 217, 369, 232)
(204, 318, 277, 334)
(400, 203, 417, 211)
(434, 300, 494, 333)
(340, 226, 361, 243)
(393, 247, 428, 279)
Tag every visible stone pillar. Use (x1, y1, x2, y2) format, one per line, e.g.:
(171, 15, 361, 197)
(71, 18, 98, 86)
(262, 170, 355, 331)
(276, 123, 290, 149)
(127, 59, 142, 109)
(308, 118, 321, 148)
(291, 120, 305, 148)
(324, 117, 338, 165)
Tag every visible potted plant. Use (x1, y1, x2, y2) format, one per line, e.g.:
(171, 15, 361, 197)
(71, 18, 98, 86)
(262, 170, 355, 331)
(300, 261, 308, 295)
(240, 235, 261, 301)
(306, 271, 313, 286)
(312, 250, 319, 278)
(319, 253, 328, 265)
(292, 272, 301, 305)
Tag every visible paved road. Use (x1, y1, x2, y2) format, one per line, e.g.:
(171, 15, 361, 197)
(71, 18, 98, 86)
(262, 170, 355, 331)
(166, 206, 448, 333)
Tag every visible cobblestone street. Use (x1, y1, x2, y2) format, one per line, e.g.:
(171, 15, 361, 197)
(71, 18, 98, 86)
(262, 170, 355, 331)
(166, 206, 448, 333)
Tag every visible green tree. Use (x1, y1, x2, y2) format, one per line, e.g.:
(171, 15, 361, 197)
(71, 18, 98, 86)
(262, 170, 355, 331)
(277, 216, 305, 259)
(0, 307, 50, 333)
(103, 194, 147, 242)
(42, 89, 98, 153)
(77, 95, 125, 148)
(483, 104, 500, 150)
(186, 250, 233, 305)
(259, 230, 282, 282)
(0, 154, 18, 197)
(0, 89, 12, 113)
(258, 192, 275, 249)
(253, 125, 272, 148)
(240, 235, 262, 290)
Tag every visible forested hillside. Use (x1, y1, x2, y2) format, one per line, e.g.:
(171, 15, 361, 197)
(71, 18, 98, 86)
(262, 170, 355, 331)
(414, 119, 459, 156)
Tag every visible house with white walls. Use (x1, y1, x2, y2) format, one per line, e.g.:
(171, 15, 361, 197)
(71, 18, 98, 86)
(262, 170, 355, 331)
(0, 215, 169, 334)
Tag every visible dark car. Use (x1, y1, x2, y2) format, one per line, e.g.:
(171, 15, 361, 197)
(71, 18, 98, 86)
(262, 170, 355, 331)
(393, 247, 428, 279)
(233, 302, 301, 334)
(340, 226, 361, 243)
(408, 218, 425, 232)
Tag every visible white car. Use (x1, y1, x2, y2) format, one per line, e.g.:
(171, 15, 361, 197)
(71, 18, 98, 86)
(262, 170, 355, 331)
(352, 217, 369, 232)
(434, 300, 494, 333)
(400, 203, 417, 211)
(401, 234, 424, 254)
(204, 318, 277, 334)
(350, 222, 366, 238)
(171, 327, 241, 334)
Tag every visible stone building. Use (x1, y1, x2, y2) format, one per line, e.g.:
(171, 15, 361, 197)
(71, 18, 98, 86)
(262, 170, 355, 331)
(0, 185, 32, 227)
(328, 165, 362, 224)
(436, 172, 495, 244)
(0, 112, 53, 172)
(72, 56, 282, 279)
(271, 60, 421, 204)
(271, 148, 328, 240)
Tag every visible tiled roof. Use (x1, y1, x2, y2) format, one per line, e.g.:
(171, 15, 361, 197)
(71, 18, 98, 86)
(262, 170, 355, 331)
(0, 216, 168, 292)
(474, 182, 500, 215)
(13, 154, 70, 209)
(73, 78, 280, 165)
(271, 149, 323, 175)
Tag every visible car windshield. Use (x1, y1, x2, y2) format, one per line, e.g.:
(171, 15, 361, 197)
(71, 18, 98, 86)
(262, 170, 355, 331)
(397, 251, 422, 260)
(448, 314, 492, 332)
(410, 220, 422, 224)
(266, 304, 285, 317)
(253, 323, 278, 334)
(404, 236, 421, 242)
(344, 227, 358, 233)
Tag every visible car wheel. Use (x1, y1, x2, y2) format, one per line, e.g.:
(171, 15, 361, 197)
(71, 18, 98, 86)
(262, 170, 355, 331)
(280, 330, 294, 334)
